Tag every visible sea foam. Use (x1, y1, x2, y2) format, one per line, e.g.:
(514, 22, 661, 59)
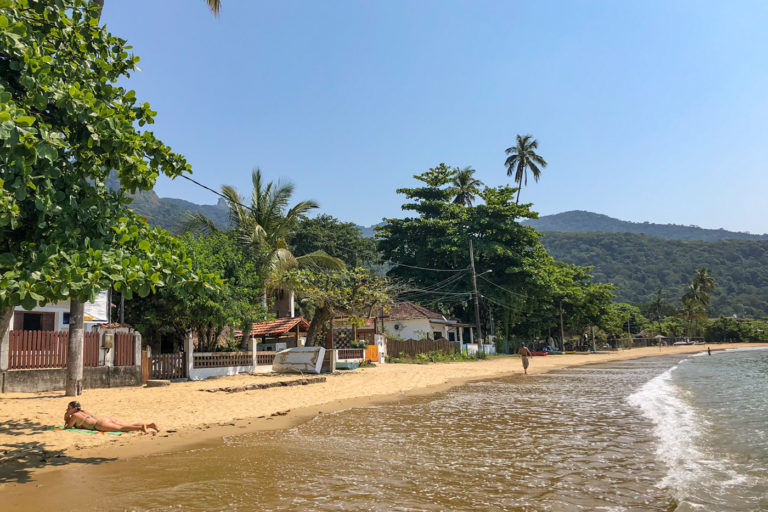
(626, 364, 708, 494)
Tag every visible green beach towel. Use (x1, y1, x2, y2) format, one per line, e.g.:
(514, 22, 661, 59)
(48, 425, 123, 436)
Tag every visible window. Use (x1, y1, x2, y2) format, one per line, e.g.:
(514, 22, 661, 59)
(63, 313, 70, 325)
(433, 331, 444, 340)
(20, 312, 55, 331)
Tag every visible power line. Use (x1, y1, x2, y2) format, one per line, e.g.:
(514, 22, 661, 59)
(478, 274, 527, 298)
(387, 261, 469, 273)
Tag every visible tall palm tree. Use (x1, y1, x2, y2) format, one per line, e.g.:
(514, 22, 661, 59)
(504, 134, 547, 204)
(220, 169, 344, 311)
(452, 166, 484, 206)
(691, 267, 716, 307)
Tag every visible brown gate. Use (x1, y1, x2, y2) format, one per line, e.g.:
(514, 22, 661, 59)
(148, 353, 186, 380)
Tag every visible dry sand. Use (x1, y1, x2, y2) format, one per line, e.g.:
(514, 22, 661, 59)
(0, 343, 763, 489)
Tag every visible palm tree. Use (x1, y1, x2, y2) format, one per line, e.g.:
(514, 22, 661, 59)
(452, 167, 484, 206)
(691, 267, 716, 307)
(504, 134, 547, 204)
(220, 169, 344, 312)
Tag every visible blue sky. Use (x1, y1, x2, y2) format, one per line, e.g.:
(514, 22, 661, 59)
(103, 1, 768, 233)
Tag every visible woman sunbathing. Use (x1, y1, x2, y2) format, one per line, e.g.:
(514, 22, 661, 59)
(64, 401, 160, 434)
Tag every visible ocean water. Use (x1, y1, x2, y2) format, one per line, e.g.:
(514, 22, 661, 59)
(6, 349, 767, 511)
(627, 347, 768, 511)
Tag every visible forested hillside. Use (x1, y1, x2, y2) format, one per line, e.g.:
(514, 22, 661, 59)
(525, 210, 768, 241)
(106, 174, 230, 232)
(128, 192, 230, 233)
(541, 232, 768, 317)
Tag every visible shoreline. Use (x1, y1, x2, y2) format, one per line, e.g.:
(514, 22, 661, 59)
(1, 343, 764, 492)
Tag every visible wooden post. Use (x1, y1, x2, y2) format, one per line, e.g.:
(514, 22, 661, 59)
(559, 300, 565, 352)
(66, 299, 85, 396)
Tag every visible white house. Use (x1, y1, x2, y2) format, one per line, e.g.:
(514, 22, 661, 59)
(383, 302, 474, 342)
(9, 290, 109, 332)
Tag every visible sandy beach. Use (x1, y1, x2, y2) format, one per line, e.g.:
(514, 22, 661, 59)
(0, 343, 763, 490)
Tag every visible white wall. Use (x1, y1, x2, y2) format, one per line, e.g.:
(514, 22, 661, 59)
(383, 318, 434, 340)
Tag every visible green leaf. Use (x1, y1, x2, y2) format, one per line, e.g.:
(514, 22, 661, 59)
(36, 142, 58, 163)
(21, 295, 37, 310)
(15, 115, 35, 126)
(138, 240, 150, 252)
(0, 16, 8, 29)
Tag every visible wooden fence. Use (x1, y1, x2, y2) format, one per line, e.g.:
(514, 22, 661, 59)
(194, 352, 253, 369)
(8, 330, 100, 370)
(149, 353, 186, 380)
(387, 339, 460, 358)
(114, 332, 135, 366)
(83, 332, 100, 366)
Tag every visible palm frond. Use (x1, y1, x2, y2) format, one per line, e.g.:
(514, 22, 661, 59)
(178, 212, 219, 235)
(207, 0, 221, 16)
(296, 250, 346, 271)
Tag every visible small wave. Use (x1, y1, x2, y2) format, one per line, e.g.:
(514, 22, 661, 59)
(627, 365, 708, 495)
(627, 362, 764, 508)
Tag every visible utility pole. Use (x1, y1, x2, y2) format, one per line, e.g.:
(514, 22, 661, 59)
(469, 239, 482, 347)
(559, 300, 565, 351)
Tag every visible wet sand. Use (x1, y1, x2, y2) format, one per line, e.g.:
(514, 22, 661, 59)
(1, 343, 763, 496)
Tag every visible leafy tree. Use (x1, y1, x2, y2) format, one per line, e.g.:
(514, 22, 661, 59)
(0, 1, 218, 394)
(378, 164, 614, 342)
(281, 267, 392, 346)
(504, 134, 547, 204)
(124, 231, 263, 352)
(452, 166, 483, 206)
(287, 214, 379, 269)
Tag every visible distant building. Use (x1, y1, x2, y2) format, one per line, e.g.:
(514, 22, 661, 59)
(384, 302, 474, 342)
(10, 291, 109, 332)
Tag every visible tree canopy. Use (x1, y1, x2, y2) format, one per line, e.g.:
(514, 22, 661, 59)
(377, 164, 614, 343)
(0, 0, 218, 339)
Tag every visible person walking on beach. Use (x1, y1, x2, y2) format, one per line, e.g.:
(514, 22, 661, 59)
(64, 401, 160, 434)
(518, 345, 532, 375)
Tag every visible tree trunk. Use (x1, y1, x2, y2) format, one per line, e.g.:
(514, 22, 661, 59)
(0, 305, 14, 343)
(66, 300, 85, 396)
(305, 308, 332, 347)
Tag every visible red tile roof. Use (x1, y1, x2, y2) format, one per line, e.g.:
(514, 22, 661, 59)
(388, 302, 446, 321)
(250, 317, 310, 336)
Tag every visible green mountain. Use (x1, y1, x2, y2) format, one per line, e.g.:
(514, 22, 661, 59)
(129, 191, 229, 233)
(106, 174, 229, 233)
(541, 232, 768, 317)
(524, 210, 768, 241)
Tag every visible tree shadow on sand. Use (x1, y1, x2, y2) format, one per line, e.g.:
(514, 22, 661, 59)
(0, 419, 116, 484)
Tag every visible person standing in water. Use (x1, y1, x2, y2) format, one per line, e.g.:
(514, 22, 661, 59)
(708, 346, 712, 356)
(518, 345, 533, 375)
